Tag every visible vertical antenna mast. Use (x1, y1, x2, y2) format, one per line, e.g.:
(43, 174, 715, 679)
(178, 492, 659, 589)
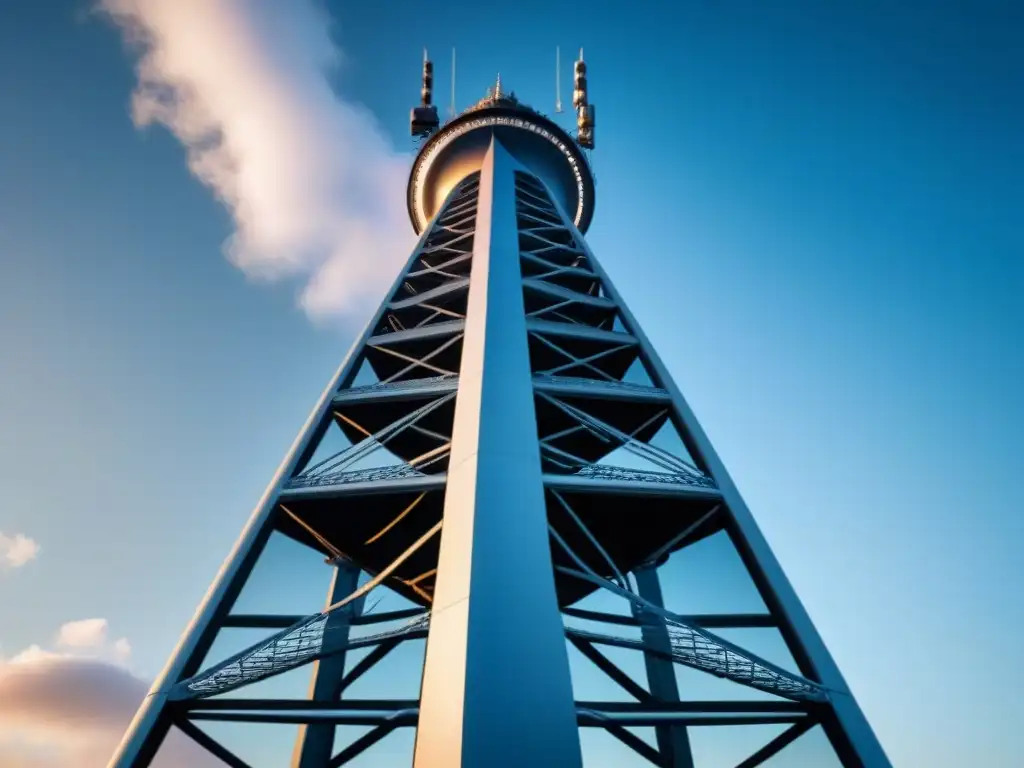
(555, 46, 563, 113)
(410, 49, 439, 137)
(573, 48, 594, 149)
(450, 48, 456, 117)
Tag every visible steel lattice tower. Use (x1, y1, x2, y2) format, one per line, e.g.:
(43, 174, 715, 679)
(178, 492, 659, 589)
(107, 57, 891, 768)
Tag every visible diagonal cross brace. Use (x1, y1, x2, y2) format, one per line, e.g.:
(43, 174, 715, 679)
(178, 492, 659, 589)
(169, 523, 439, 700)
(558, 565, 827, 703)
(296, 392, 455, 481)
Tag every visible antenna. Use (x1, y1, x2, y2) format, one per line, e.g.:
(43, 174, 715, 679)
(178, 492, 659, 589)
(573, 48, 594, 149)
(450, 48, 456, 117)
(421, 51, 433, 107)
(411, 49, 440, 137)
(555, 46, 563, 113)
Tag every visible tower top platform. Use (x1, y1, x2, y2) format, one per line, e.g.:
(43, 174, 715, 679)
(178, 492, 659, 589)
(407, 80, 596, 235)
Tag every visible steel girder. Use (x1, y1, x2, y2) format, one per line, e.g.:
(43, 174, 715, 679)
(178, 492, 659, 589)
(106, 136, 890, 768)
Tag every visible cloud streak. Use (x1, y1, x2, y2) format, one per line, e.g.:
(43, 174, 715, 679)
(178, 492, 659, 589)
(99, 0, 415, 321)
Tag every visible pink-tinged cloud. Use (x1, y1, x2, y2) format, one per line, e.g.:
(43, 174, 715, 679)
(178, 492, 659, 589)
(0, 655, 219, 767)
(53, 618, 132, 662)
(0, 655, 144, 731)
(0, 531, 40, 569)
(56, 618, 110, 649)
(98, 0, 416, 322)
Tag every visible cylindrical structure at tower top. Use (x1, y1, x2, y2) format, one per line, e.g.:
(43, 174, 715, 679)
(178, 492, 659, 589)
(408, 101, 596, 235)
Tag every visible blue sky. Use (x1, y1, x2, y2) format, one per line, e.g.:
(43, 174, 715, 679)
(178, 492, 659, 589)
(0, 0, 1021, 766)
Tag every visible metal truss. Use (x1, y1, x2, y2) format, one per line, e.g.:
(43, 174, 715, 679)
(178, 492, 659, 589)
(380, 174, 478, 336)
(514, 170, 888, 768)
(171, 608, 429, 700)
(167, 571, 821, 708)
(545, 489, 825, 705)
(536, 390, 716, 489)
(333, 373, 458, 400)
(534, 373, 666, 396)
(289, 392, 454, 489)
(566, 605, 826, 703)
(109, 142, 889, 768)
(286, 463, 424, 488)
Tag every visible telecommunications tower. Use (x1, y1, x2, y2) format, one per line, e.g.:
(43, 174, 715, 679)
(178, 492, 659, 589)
(108, 51, 890, 767)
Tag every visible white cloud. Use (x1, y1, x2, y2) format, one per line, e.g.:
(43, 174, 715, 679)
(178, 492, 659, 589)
(98, 0, 415, 322)
(113, 637, 132, 662)
(56, 618, 109, 649)
(0, 620, 131, 671)
(50, 619, 132, 665)
(0, 532, 40, 569)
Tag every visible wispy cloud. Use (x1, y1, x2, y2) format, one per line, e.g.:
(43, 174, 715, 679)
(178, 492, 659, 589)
(98, 0, 415, 321)
(0, 532, 39, 570)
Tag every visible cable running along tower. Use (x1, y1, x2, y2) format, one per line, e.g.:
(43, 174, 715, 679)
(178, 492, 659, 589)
(108, 51, 891, 768)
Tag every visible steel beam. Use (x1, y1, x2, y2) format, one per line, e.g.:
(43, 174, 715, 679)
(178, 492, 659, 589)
(336, 639, 401, 695)
(291, 560, 363, 768)
(188, 711, 418, 726)
(413, 136, 583, 767)
(331, 377, 459, 405)
(366, 318, 465, 346)
(328, 725, 398, 767)
(577, 713, 806, 727)
(174, 718, 252, 768)
(523, 276, 617, 308)
(735, 718, 817, 767)
(568, 635, 653, 703)
(185, 699, 419, 712)
(278, 473, 446, 501)
(527, 316, 637, 344)
(576, 701, 808, 714)
(533, 375, 670, 403)
(603, 723, 668, 767)
(563, 606, 776, 629)
(634, 564, 695, 768)
(543, 472, 722, 499)
(389, 277, 470, 310)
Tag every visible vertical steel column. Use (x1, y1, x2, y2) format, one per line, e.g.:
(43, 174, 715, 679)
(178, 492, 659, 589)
(632, 565, 695, 768)
(413, 136, 582, 767)
(290, 560, 364, 768)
